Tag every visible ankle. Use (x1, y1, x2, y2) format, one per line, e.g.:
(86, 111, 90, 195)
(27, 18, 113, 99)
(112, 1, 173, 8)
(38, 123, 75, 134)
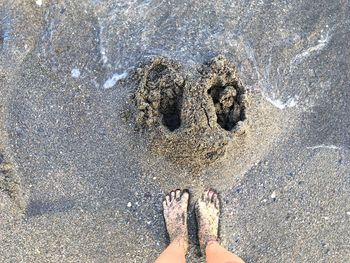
(206, 239, 219, 247)
(172, 236, 188, 253)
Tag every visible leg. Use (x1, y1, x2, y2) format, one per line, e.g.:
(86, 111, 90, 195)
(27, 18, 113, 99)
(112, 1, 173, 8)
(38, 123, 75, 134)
(155, 189, 189, 263)
(206, 241, 245, 263)
(155, 239, 186, 263)
(195, 189, 245, 263)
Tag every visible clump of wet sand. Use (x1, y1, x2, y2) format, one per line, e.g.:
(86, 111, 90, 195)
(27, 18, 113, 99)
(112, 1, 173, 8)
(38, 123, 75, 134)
(132, 55, 248, 167)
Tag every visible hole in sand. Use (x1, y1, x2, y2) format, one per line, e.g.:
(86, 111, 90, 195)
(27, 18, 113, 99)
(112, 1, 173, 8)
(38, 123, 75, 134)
(208, 84, 243, 131)
(159, 84, 183, 131)
(135, 59, 184, 132)
(147, 64, 167, 82)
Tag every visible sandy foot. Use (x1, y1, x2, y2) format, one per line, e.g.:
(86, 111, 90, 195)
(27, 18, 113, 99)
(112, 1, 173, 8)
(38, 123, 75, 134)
(163, 189, 189, 253)
(195, 189, 220, 251)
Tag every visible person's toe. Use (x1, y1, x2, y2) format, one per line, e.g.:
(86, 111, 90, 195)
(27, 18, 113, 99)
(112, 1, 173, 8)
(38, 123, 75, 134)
(208, 189, 215, 202)
(171, 190, 176, 201)
(203, 189, 210, 202)
(175, 189, 181, 200)
(166, 194, 171, 205)
(213, 193, 220, 209)
(181, 191, 189, 208)
(182, 190, 189, 202)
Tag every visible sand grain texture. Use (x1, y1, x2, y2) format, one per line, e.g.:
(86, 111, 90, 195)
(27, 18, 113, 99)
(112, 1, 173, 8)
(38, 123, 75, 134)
(0, 0, 349, 262)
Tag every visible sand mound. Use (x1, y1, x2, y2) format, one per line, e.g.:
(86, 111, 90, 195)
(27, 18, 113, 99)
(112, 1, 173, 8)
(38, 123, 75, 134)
(133, 55, 248, 167)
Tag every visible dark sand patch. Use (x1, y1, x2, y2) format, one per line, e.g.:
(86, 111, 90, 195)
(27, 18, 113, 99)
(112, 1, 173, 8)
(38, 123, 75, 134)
(0, 151, 26, 211)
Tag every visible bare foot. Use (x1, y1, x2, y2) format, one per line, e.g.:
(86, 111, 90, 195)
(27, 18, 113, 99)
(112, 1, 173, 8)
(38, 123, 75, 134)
(163, 189, 189, 253)
(195, 189, 220, 251)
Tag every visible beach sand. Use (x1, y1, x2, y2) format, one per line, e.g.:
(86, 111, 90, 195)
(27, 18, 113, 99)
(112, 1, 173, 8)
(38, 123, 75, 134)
(1, 0, 349, 262)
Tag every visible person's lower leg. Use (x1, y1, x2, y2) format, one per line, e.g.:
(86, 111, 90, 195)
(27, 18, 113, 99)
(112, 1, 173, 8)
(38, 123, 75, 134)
(206, 241, 244, 263)
(155, 238, 186, 263)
